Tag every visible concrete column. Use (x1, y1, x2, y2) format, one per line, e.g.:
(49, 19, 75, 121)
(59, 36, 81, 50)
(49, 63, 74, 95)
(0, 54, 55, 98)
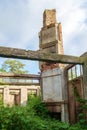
(21, 87, 27, 106)
(3, 87, 9, 106)
(63, 69, 69, 122)
(61, 104, 65, 121)
(82, 61, 87, 120)
(37, 86, 40, 96)
(83, 61, 87, 100)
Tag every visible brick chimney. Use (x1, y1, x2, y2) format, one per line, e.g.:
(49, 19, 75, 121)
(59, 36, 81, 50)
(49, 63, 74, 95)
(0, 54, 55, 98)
(39, 9, 64, 71)
(43, 9, 56, 27)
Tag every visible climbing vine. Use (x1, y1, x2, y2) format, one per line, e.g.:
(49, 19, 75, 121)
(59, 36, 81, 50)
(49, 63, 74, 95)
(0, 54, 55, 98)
(72, 81, 87, 126)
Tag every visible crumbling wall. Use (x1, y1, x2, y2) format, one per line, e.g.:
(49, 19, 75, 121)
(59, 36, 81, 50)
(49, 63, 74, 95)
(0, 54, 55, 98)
(39, 9, 64, 71)
(43, 9, 56, 27)
(1, 85, 40, 106)
(39, 9, 68, 122)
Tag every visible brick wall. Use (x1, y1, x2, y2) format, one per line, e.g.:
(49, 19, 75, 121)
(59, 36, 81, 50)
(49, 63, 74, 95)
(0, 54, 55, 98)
(39, 9, 64, 71)
(43, 9, 56, 27)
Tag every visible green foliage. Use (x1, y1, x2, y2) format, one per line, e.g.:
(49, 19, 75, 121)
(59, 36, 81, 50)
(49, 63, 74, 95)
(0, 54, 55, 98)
(0, 96, 86, 130)
(27, 95, 48, 117)
(68, 123, 82, 130)
(72, 81, 87, 128)
(0, 59, 28, 74)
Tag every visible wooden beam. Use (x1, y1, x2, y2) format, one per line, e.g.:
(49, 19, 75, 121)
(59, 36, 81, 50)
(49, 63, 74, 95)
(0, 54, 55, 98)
(0, 46, 83, 64)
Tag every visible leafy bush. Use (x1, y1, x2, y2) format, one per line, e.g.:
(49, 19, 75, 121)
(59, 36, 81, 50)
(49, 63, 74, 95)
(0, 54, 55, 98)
(0, 96, 87, 130)
(27, 95, 48, 117)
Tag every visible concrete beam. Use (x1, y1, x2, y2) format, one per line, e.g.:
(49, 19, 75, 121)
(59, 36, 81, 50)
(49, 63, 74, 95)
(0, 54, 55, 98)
(0, 46, 83, 64)
(0, 73, 40, 79)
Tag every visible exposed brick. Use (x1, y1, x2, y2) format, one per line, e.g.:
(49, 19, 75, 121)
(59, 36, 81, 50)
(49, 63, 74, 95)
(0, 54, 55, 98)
(39, 9, 64, 71)
(43, 9, 56, 27)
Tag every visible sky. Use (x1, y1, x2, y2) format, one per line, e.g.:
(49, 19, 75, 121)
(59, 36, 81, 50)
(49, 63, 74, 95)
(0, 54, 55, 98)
(0, 0, 87, 74)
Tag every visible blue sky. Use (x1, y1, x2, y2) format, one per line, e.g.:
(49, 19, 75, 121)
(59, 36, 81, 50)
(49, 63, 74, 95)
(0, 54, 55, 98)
(0, 0, 87, 74)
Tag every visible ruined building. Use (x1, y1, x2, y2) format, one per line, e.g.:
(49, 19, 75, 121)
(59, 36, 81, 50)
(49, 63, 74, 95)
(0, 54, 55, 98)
(39, 9, 64, 71)
(39, 9, 68, 121)
(0, 73, 40, 106)
(39, 9, 84, 123)
(0, 9, 86, 123)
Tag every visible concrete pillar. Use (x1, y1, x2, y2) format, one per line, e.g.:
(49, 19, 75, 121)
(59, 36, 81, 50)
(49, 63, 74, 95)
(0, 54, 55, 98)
(61, 104, 65, 121)
(62, 69, 69, 122)
(37, 86, 40, 96)
(79, 53, 87, 120)
(3, 87, 9, 106)
(82, 61, 87, 120)
(21, 87, 27, 106)
(80, 53, 87, 100)
(83, 61, 87, 100)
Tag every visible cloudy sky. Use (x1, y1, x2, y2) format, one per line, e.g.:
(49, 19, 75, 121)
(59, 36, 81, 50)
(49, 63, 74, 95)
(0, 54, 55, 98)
(0, 0, 87, 74)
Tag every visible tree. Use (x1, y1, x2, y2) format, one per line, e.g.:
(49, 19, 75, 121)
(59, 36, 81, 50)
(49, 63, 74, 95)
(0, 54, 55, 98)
(0, 59, 29, 74)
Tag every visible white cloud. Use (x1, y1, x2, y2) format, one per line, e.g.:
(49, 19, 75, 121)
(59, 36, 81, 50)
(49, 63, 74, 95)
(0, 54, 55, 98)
(0, 0, 87, 73)
(0, 33, 7, 43)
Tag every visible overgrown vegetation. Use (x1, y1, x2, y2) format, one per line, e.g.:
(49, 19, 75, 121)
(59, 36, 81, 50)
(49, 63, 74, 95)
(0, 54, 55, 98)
(72, 81, 87, 127)
(0, 96, 87, 130)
